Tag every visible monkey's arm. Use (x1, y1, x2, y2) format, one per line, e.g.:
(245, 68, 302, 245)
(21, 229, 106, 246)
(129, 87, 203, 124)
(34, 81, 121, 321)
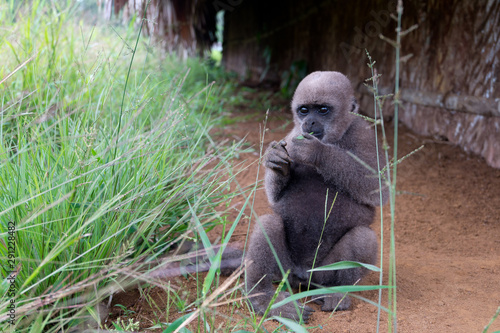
(290, 131, 389, 207)
(263, 140, 292, 205)
(318, 143, 388, 207)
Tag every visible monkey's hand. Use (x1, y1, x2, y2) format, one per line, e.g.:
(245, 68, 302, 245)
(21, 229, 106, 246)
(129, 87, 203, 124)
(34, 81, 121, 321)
(290, 133, 322, 166)
(264, 140, 292, 177)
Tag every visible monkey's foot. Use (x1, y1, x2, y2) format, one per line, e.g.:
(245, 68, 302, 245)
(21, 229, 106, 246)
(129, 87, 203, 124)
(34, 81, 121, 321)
(250, 291, 314, 323)
(268, 302, 314, 323)
(312, 293, 351, 312)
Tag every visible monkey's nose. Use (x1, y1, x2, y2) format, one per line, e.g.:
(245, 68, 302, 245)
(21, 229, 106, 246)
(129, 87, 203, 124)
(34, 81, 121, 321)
(304, 119, 315, 127)
(302, 123, 317, 135)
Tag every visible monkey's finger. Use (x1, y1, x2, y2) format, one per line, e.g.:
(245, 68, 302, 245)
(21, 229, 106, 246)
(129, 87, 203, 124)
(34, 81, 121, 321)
(320, 294, 351, 311)
(277, 144, 290, 154)
(276, 307, 313, 323)
(311, 297, 325, 306)
(300, 305, 315, 323)
(270, 140, 283, 149)
(265, 161, 285, 170)
(265, 161, 290, 177)
(302, 304, 315, 313)
(265, 157, 292, 168)
(279, 140, 289, 154)
(268, 141, 290, 158)
(274, 142, 290, 155)
(266, 149, 292, 163)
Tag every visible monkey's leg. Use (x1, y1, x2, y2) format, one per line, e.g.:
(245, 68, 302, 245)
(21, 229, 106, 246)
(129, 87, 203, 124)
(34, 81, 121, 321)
(246, 214, 314, 322)
(311, 226, 378, 311)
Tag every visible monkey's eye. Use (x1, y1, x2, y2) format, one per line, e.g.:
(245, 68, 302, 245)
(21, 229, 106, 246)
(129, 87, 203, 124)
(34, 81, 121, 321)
(298, 107, 309, 115)
(318, 106, 330, 114)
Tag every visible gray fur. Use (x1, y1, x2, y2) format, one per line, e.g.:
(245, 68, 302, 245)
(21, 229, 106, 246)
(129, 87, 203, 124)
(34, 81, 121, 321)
(246, 71, 389, 322)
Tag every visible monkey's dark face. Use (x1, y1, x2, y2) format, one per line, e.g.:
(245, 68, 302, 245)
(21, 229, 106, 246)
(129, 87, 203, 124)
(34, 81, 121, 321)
(295, 104, 334, 140)
(291, 71, 358, 143)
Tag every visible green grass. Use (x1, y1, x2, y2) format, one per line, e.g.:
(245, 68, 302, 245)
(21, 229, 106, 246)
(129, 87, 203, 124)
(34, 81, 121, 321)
(0, 1, 247, 331)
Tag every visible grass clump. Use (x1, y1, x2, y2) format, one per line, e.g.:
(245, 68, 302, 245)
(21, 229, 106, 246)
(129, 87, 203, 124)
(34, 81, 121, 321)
(0, 1, 243, 331)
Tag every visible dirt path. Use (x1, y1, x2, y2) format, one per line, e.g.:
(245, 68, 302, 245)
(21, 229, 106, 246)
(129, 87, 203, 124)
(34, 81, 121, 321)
(109, 105, 500, 332)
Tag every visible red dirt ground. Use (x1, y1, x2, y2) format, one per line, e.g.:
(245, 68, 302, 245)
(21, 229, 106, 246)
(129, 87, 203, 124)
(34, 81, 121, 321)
(107, 94, 500, 333)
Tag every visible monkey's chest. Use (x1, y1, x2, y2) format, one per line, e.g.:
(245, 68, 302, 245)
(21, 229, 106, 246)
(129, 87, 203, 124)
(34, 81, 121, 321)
(275, 165, 363, 263)
(283, 211, 341, 262)
(278, 168, 339, 224)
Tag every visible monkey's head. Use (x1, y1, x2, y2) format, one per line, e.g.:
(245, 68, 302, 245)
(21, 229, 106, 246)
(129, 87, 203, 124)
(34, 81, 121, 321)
(291, 71, 358, 142)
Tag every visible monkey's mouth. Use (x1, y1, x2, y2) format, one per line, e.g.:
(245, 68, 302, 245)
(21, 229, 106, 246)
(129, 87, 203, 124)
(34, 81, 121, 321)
(311, 132, 323, 140)
(301, 127, 324, 139)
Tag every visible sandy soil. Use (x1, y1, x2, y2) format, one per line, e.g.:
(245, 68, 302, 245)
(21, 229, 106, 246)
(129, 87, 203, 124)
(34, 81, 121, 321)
(107, 97, 500, 333)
